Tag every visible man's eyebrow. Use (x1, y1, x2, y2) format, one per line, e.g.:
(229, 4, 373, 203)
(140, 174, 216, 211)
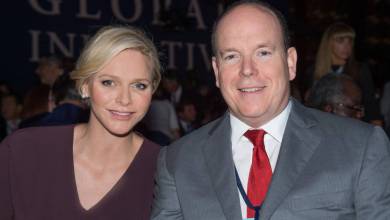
(255, 43, 276, 50)
(219, 48, 237, 54)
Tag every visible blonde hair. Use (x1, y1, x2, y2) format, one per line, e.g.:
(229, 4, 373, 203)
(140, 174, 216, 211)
(314, 23, 356, 81)
(71, 25, 161, 95)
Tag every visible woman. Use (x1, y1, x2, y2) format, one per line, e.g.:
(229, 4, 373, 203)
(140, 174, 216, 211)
(0, 25, 161, 219)
(308, 22, 382, 125)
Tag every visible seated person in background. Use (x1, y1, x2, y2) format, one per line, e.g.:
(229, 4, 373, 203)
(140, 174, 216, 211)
(35, 55, 65, 87)
(306, 73, 364, 120)
(0, 93, 22, 137)
(0, 81, 12, 98)
(142, 84, 180, 145)
(309, 22, 382, 125)
(0, 25, 162, 219)
(18, 84, 51, 128)
(176, 98, 198, 136)
(37, 73, 89, 126)
(162, 70, 183, 106)
(381, 81, 390, 136)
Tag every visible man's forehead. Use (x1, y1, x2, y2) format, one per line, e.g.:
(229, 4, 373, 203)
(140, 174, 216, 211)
(216, 6, 281, 38)
(217, 4, 277, 30)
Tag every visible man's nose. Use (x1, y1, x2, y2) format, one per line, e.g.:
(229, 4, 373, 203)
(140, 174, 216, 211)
(240, 56, 256, 77)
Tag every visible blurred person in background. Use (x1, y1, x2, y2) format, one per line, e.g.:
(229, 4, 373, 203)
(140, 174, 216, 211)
(306, 73, 364, 120)
(161, 70, 184, 106)
(0, 25, 161, 219)
(0, 81, 12, 98)
(0, 93, 22, 137)
(35, 55, 65, 87)
(308, 22, 382, 125)
(18, 84, 51, 128)
(176, 98, 198, 136)
(381, 81, 390, 136)
(142, 84, 180, 145)
(36, 73, 89, 126)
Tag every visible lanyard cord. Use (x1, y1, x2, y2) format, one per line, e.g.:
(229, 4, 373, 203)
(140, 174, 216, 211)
(234, 167, 261, 220)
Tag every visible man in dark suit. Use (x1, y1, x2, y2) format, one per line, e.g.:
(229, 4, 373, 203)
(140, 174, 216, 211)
(151, 1, 390, 219)
(306, 73, 364, 120)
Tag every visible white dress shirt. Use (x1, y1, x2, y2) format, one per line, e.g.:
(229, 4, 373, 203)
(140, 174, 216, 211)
(230, 101, 292, 218)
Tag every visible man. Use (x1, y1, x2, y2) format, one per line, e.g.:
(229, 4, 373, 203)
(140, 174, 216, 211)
(306, 73, 364, 120)
(162, 71, 183, 106)
(381, 81, 390, 136)
(35, 55, 64, 87)
(36, 73, 89, 126)
(0, 93, 22, 136)
(151, 1, 390, 219)
(176, 99, 198, 135)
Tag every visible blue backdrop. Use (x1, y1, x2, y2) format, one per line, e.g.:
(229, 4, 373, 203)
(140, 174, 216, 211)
(2, 0, 287, 95)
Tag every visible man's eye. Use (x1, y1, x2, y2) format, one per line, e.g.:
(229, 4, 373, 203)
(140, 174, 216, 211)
(223, 54, 237, 61)
(101, 80, 114, 87)
(132, 82, 148, 90)
(258, 50, 271, 57)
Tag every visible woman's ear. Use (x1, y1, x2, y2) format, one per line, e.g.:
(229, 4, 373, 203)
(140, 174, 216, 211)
(81, 83, 89, 99)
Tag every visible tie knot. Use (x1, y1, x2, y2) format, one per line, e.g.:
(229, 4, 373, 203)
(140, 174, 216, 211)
(244, 129, 266, 148)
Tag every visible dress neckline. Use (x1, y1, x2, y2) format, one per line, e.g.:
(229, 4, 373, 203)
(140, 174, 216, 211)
(68, 125, 146, 213)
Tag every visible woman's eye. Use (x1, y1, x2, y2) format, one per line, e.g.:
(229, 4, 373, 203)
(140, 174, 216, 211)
(133, 82, 148, 90)
(101, 80, 114, 87)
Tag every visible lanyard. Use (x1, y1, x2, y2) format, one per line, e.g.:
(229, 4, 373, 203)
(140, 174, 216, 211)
(234, 167, 261, 220)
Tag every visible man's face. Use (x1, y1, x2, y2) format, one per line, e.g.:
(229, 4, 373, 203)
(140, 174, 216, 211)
(179, 104, 197, 123)
(212, 5, 297, 127)
(35, 61, 62, 86)
(332, 80, 363, 120)
(1, 96, 21, 120)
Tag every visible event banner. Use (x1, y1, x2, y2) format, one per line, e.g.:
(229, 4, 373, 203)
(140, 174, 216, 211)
(2, 0, 286, 93)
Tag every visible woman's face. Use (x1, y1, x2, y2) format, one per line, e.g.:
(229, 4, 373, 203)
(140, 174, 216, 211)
(85, 49, 153, 136)
(330, 35, 353, 64)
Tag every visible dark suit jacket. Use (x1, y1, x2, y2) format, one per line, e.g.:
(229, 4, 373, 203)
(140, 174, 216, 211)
(152, 99, 390, 220)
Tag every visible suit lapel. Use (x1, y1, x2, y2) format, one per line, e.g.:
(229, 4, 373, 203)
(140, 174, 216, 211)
(201, 113, 242, 220)
(260, 100, 322, 220)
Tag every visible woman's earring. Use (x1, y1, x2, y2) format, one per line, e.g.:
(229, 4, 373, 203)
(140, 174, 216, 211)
(81, 92, 89, 99)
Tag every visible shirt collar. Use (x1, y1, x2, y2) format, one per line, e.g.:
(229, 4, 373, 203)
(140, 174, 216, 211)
(230, 100, 292, 145)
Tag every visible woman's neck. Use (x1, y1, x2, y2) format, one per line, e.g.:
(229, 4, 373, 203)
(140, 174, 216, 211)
(73, 122, 140, 167)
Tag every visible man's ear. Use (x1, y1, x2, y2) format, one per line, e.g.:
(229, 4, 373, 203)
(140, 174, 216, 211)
(212, 56, 220, 88)
(287, 47, 297, 81)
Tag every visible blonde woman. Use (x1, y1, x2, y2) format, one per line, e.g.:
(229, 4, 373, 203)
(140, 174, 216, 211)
(0, 25, 161, 219)
(309, 22, 382, 125)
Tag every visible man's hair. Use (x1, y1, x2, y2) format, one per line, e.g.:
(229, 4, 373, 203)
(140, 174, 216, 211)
(211, 0, 290, 56)
(39, 55, 64, 69)
(306, 73, 357, 110)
